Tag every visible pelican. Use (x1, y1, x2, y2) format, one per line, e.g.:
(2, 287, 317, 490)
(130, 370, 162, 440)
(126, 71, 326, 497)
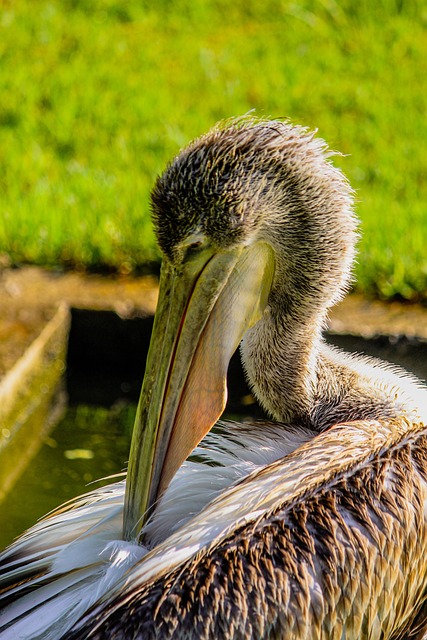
(1, 117, 427, 639)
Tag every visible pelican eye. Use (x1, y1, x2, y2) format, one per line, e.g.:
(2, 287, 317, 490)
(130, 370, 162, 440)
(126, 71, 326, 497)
(183, 237, 207, 259)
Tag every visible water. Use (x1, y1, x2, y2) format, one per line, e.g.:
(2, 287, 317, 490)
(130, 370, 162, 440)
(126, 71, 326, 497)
(0, 403, 136, 549)
(1, 333, 426, 550)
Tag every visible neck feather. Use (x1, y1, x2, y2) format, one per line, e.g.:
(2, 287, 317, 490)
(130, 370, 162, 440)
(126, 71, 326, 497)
(240, 208, 426, 429)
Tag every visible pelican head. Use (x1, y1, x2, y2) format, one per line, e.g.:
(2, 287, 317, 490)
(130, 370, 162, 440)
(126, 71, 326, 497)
(124, 118, 358, 540)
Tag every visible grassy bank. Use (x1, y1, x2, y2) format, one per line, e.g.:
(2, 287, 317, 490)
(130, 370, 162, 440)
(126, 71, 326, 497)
(0, 0, 426, 299)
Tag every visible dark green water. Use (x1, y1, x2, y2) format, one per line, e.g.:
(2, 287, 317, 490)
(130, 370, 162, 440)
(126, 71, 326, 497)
(0, 403, 136, 550)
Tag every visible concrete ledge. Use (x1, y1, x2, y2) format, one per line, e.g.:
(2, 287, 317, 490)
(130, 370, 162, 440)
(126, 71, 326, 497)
(329, 293, 427, 340)
(0, 303, 70, 501)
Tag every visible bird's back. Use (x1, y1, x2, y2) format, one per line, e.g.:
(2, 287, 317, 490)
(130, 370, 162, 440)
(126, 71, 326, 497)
(67, 418, 427, 640)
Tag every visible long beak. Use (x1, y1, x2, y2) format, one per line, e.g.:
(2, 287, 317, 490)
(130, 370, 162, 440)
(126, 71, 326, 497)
(123, 241, 274, 541)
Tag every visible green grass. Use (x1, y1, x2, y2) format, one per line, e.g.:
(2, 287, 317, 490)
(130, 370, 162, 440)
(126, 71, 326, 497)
(0, 0, 426, 299)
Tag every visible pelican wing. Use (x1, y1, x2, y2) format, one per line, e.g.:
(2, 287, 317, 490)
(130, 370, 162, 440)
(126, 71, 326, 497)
(68, 418, 427, 639)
